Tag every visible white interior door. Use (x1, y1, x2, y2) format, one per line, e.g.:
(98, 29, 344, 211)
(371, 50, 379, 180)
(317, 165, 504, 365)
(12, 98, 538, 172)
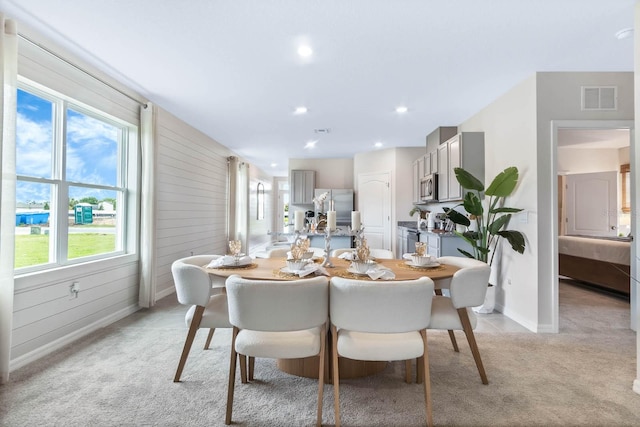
(357, 172, 391, 250)
(565, 171, 618, 237)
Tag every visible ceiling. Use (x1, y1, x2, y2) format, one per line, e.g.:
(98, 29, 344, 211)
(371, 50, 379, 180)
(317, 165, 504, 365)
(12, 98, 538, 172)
(1, 0, 635, 176)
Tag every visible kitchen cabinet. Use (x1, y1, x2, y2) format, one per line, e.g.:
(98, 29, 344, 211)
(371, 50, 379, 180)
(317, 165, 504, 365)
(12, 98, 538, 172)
(412, 157, 426, 203)
(424, 152, 435, 176)
(309, 235, 352, 250)
(419, 231, 472, 258)
(397, 226, 408, 257)
(436, 132, 484, 202)
(290, 170, 315, 204)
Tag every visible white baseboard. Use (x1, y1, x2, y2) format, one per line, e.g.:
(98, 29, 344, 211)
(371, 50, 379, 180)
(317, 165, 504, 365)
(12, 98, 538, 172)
(10, 304, 140, 372)
(634, 379, 640, 395)
(155, 286, 175, 300)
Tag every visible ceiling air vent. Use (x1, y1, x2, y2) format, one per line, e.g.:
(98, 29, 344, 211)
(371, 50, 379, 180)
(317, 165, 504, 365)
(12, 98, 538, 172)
(581, 86, 617, 111)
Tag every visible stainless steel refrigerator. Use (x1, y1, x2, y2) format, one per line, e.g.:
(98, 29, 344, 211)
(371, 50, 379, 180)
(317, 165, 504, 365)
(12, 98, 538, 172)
(314, 189, 354, 226)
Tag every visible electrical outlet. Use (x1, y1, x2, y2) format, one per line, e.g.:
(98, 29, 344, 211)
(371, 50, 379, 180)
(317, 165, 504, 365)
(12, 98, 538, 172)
(69, 282, 79, 299)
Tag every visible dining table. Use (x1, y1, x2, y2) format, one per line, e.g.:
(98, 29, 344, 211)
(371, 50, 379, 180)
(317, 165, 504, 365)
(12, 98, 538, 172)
(206, 255, 460, 381)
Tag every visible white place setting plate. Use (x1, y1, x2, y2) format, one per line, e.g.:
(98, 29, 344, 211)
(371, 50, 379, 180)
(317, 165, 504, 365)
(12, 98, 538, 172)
(405, 260, 440, 268)
(280, 264, 315, 274)
(347, 267, 372, 276)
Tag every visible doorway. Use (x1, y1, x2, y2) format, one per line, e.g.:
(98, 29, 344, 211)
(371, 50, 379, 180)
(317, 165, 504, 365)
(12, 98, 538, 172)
(553, 120, 634, 332)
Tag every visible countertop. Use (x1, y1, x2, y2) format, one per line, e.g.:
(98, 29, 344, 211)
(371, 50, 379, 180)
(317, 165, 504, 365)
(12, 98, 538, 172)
(269, 226, 353, 237)
(397, 221, 460, 237)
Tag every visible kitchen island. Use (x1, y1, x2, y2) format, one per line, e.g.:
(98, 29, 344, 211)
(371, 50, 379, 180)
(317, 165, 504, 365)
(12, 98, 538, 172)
(269, 226, 354, 249)
(397, 221, 471, 257)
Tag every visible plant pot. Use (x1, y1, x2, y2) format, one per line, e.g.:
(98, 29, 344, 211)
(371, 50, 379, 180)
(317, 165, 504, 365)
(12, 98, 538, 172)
(473, 263, 497, 314)
(473, 284, 495, 314)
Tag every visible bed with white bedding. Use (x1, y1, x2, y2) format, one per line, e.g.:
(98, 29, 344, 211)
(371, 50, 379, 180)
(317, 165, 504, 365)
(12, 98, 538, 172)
(558, 235, 630, 295)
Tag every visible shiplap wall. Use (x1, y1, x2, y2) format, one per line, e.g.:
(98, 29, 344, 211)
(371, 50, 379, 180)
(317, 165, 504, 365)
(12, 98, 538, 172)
(154, 111, 275, 298)
(154, 109, 233, 298)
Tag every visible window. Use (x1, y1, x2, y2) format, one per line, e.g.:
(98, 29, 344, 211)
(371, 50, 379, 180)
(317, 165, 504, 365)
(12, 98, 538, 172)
(15, 82, 137, 271)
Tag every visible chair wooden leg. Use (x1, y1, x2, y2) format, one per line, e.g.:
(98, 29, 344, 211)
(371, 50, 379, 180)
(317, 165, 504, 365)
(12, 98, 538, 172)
(225, 327, 239, 425)
(416, 356, 424, 384)
(447, 330, 460, 352)
(173, 305, 204, 382)
(331, 325, 341, 427)
(204, 328, 215, 349)
(248, 356, 255, 381)
(405, 360, 412, 384)
(239, 354, 248, 384)
(316, 323, 327, 427)
(435, 289, 459, 352)
(420, 330, 433, 427)
(457, 308, 488, 385)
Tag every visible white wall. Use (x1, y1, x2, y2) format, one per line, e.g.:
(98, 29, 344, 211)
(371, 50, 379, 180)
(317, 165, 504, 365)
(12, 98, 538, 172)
(288, 158, 354, 189)
(153, 108, 233, 298)
(154, 108, 274, 297)
(459, 75, 539, 330)
(558, 147, 622, 174)
(459, 71, 634, 332)
(536, 72, 634, 332)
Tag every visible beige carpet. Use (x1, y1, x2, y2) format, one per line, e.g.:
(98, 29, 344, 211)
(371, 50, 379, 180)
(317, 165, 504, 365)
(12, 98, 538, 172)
(1, 281, 638, 426)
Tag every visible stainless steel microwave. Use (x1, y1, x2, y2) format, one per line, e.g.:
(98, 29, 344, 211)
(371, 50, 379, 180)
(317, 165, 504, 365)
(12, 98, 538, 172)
(420, 173, 438, 201)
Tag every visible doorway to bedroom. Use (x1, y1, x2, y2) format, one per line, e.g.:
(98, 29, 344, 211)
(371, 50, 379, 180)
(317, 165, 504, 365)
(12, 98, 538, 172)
(554, 121, 634, 332)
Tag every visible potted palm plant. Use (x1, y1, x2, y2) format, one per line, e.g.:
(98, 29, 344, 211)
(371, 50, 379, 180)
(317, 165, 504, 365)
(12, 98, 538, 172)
(443, 166, 526, 312)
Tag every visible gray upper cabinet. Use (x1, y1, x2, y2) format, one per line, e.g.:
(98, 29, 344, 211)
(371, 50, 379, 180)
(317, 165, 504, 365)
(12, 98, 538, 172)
(290, 170, 315, 204)
(437, 132, 485, 202)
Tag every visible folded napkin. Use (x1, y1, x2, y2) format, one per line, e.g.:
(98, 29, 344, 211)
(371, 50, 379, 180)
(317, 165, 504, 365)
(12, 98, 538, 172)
(288, 263, 330, 278)
(207, 255, 252, 268)
(366, 266, 395, 280)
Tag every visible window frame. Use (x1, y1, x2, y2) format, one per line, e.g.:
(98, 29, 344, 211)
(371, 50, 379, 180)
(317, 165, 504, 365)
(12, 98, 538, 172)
(15, 77, 139, 275)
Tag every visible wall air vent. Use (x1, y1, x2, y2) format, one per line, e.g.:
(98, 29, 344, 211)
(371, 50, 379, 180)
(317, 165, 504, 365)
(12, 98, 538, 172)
(314, 128, 331, 134)
(581, 86, 617, 111)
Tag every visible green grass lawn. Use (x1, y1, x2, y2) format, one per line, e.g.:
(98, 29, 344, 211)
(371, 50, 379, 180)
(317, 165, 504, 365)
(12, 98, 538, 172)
(15, 234, 116, 268)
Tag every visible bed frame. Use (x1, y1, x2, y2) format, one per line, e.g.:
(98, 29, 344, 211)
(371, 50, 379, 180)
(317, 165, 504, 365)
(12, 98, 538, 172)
(559, 253, 630, 296)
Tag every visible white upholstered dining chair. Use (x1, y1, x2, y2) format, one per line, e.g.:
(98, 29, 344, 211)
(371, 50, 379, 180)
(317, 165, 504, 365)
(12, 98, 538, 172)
(329, 276, 435, 427)
(171, 255, 232, 382)
(431, 256, 492, 384)
(224, 274, 329, 426)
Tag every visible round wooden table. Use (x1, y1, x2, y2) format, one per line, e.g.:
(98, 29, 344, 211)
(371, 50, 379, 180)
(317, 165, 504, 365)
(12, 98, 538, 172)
(207, 256, 459, 380)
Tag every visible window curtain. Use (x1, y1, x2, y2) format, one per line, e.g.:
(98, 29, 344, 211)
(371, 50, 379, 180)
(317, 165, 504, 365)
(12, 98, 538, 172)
(0, 14, 18, 384)
(138, 103, 157, 308)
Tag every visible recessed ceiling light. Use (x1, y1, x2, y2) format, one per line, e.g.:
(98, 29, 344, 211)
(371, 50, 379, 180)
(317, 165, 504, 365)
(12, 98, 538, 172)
(297, 45, 313, 57)
(615, 28, 633, 40)
(374, 142, 383, 148)
(270, 163, 278, 168)
(396, 106, 408, 114)
(304, 140, 317, 149)
(294, 106, 308, 114)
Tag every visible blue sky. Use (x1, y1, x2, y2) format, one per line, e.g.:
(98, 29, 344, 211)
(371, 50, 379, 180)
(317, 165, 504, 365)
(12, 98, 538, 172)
(16, 88, 120, 205)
